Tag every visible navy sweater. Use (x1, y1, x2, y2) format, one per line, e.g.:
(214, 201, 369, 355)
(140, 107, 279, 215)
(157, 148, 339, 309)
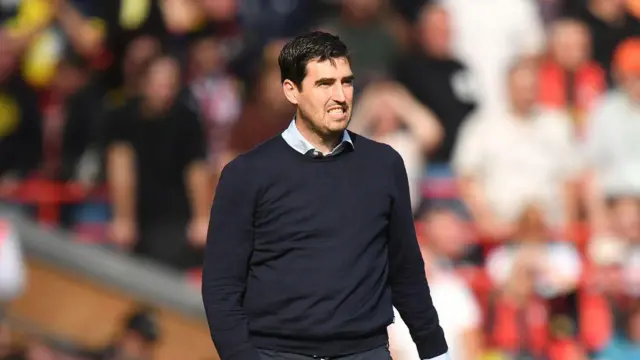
(202, 133, 447, 360)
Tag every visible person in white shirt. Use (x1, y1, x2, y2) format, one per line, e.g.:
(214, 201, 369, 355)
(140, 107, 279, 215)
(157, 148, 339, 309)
(453, 59, 581, 240)
(388, 208, 482, 360)
(441, 0, 545, 112)
(583, 38, 640, 234)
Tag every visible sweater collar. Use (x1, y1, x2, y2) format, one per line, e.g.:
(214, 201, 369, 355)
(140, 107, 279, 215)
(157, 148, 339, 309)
(281, 119, 353, 157)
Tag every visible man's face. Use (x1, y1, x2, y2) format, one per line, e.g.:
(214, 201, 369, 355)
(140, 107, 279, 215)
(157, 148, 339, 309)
(552, 24, 590, 69)
(143, 58, 180, 108)
(285, 58, 354, 136)
(419, 8, 451, 57)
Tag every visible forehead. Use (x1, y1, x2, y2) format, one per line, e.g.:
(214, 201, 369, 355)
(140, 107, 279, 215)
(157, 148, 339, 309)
(304, 57, 352, 81)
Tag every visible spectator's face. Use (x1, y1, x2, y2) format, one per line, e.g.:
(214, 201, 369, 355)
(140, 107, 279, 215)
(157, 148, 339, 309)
(190, 38, 224, 77)
(201, 0, 236, 21)
(343, 0, 381, 21)
(591, 0, 627, 16)
(509, 64, 539, 111)
(551, 22, 590, 69)
(419, 7, 451, 57)
(422, 210, 468, 259)
(123, 36, 161, 84)
(283, 58, 354, 136)
(374, 111, 400, 135)
(143, 58, 180, 109)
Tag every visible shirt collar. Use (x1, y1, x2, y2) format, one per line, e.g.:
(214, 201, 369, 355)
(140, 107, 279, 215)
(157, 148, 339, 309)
(281, 119, 353, 156)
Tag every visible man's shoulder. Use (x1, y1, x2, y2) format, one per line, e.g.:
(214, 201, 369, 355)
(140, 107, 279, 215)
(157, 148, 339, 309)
(349, 131, 402, 163)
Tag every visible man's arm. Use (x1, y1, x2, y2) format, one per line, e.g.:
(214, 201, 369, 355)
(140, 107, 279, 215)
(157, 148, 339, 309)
(202, 157, 261, 360)
(388, 151, 448, 359)
(180, 105, 213, 244)
(55, 0, 106, 57)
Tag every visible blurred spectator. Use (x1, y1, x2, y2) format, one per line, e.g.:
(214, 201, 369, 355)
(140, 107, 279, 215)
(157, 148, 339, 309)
(0, 220, 25, 302)
(584, 37, 640, 234)
(104, 55, 210, 270)
(40, 55, 101, 183)
(318, 0, 398, 89)
(571, 0, 640, 85)
(219, 41, 295, 170)
(105, 35, 162, 108)
(187, 35, 242, 174)
(486, 204, 582, 300)
(453, 59, 581, 241)
(393, 3, 476, 163)
(442, 0, 546, 112)
(0, 30, 41, 181)
(415, 203, 480, 267)
(484, 249, 550, 358)
(539, 18, 606, 134)
(389, 207, 482, 360)
(588, 198, 640, 297)
(349, 82, 442, 212)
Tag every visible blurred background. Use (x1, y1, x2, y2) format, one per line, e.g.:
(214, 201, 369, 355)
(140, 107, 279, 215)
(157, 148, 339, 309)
(0, 0, 638, 359)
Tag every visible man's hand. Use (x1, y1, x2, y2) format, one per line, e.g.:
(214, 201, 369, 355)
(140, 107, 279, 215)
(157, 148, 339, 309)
(187, 217, 209, 248)
(108, 218, 137, 250)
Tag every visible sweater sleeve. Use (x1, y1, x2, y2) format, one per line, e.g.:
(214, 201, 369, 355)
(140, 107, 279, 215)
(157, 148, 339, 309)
(202, 156, 261, 360)
(387, 151, 448, 359)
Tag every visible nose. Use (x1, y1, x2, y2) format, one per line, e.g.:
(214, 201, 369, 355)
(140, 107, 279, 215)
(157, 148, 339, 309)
(331, 83, 346, 103)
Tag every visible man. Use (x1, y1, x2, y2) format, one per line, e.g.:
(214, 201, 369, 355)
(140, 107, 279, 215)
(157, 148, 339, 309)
(453, 59, 580, 241)
(584, 37, 640, 234)
(104, 55, 211, 270)
(393, 3, 476, 163)
(202, 31, 448, 360)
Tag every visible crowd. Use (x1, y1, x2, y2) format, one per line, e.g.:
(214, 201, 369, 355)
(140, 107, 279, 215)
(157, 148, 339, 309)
(0, 0, 639, 359)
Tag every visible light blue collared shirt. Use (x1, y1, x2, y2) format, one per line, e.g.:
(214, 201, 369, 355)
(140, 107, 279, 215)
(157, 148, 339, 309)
(281, 119, 353, 157)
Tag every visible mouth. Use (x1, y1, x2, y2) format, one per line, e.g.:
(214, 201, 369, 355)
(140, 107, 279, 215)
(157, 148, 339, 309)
(327, 105, 347, 119)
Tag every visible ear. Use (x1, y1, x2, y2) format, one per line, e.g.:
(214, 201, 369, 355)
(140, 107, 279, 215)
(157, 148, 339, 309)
(282, 79, 299, 105)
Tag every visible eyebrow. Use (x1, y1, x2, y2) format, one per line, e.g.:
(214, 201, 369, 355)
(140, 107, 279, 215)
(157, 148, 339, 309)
(314, 75, 356, 86)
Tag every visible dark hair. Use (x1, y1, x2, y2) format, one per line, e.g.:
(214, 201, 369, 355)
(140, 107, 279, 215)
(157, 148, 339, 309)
(124, 307, 160, 343)
(278, 31, 350, 89)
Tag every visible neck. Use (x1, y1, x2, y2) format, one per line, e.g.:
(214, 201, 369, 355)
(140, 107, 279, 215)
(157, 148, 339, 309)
(295, 114, 342, 154)
(141, 100, 169, 117)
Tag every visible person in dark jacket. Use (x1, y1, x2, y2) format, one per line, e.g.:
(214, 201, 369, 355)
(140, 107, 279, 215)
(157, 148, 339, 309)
(203, 31, 449, 360)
